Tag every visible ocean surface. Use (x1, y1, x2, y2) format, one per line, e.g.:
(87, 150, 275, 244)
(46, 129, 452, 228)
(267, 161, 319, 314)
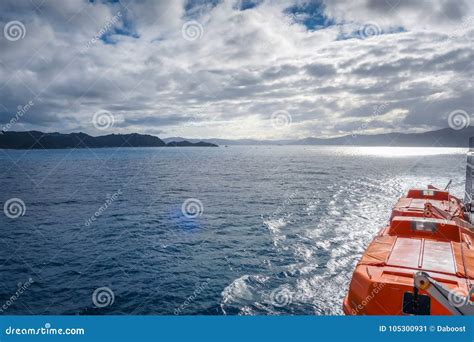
(0, 145, 467, 315)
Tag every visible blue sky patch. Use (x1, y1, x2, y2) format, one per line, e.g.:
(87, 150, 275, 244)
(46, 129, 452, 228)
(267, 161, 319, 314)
(100, 12, 139, 44)
(236, 0, 264, 11)
(284, 1, 335, 30)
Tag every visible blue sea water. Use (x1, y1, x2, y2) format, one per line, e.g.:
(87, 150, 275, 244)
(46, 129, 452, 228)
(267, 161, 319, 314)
(0, 146, 467, 315)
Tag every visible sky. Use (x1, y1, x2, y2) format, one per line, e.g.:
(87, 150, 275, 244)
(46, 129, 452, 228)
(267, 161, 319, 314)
(0, 0, 472, 139)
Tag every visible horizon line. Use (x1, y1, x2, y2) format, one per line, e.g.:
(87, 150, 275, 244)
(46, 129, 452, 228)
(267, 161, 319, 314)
(1, 125, 470, 141)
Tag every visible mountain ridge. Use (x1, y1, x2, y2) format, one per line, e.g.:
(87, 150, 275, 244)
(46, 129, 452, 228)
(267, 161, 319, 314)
(0, 131, 218, 149)
(163, 127, 474, 147)
(1, 127, 472, 149)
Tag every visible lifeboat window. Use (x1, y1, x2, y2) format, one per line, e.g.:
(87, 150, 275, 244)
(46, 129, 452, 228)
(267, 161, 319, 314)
(411, 221, 436, 232)
(422, 190, 435, 196)
(402, 292, 431, 315)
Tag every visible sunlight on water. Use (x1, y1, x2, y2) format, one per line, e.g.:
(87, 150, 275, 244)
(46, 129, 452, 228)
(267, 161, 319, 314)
(346, 146, 466, 157)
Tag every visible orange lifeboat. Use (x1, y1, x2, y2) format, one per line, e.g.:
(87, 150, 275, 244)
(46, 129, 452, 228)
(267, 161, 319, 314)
(343, 186, 474, 315)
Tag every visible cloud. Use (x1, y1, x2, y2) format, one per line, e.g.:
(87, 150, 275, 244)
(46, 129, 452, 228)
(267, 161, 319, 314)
(323, 0, 473, 32)
(0, 0, 472, 139)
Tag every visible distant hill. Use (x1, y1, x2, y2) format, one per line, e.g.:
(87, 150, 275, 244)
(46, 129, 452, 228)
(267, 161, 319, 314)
(0, 131, 217, 149)
(166, 140, 218, 147)
(162, 137, 294, 146)
(164, 127, 474, 147)
(289, 127, 474, 147)
(2, 127, 471, 149)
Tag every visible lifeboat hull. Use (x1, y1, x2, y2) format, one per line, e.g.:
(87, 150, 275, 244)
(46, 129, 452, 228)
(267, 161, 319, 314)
(344, 187, 474, 315)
